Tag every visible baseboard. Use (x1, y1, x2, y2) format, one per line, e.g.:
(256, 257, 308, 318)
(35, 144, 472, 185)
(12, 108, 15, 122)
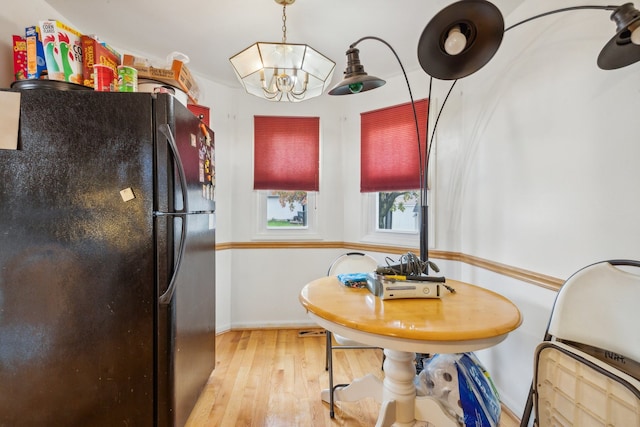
(501, 403, 521, 425)
(229, 321, 319, 331)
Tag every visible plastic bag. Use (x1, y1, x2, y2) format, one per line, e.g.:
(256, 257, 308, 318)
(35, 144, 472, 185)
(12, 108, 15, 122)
(415, 352, 501, 427)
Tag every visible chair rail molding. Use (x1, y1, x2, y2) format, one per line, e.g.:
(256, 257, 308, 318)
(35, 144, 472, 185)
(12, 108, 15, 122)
(216, 241, 564, 291)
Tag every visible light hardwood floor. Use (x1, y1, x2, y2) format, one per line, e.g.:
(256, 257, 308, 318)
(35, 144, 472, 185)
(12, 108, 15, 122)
(185, 329, 520, 427)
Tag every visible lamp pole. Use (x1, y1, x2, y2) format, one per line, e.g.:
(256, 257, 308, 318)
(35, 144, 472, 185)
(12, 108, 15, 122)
(346, 37, 433, 271)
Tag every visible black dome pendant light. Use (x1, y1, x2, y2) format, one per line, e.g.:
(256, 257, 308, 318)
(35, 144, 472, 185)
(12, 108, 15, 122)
(597, 2, 640, 69)
(417, 1, 640, 80)
(417, 0, 504, 80)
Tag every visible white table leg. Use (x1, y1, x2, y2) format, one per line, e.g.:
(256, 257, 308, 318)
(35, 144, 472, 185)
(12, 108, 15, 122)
(320, 348, 454, 427)
(376, 400, 397, 427)
(380, 349, 418, 427)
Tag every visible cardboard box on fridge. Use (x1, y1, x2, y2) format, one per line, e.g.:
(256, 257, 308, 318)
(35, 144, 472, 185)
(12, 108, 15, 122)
(25, 26, 46, 79)
(39, 20, 83, 84)
(81, 35, 121, 88)
(12, 35, 27, 81)
(122, 54, 200, 103)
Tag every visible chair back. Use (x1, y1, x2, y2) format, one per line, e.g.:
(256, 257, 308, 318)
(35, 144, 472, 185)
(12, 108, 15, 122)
(521, 259, 640, 427)
(328, 252, 378, 276)
(546, 259, 640, 364)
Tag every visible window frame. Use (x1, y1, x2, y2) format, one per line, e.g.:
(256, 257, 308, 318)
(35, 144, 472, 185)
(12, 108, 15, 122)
(253, 190, 320, 240)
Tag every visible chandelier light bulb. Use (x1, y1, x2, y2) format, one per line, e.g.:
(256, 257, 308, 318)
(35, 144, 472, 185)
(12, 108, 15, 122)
(444, 25, 467, 55)
(276, 73, 294, 92)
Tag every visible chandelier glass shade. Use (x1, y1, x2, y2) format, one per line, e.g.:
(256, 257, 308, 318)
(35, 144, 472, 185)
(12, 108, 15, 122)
(229, 0, 335, 102)
(230, 42, 335, 102)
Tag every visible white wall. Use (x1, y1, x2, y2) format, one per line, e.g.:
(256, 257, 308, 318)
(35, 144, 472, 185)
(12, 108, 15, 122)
(458, 264, 557, 417)
(447, 0, 640, 277)
(195, 77, 236, 333)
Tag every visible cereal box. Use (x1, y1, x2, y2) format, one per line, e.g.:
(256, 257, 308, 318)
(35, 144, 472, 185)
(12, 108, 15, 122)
(81, 35, 121, 88)
(39, 20, 83, 84)
(12, 35, 27, 81)
(25, 25, 46, 79)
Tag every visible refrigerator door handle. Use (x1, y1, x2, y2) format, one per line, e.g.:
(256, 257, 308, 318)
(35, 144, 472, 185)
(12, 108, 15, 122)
(159, 123, 189, 214)
(158, 214, 187, 305)
(158, 123, 190, 305)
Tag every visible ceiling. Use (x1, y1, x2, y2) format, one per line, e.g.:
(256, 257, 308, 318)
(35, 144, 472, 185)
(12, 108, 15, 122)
(44, 0, 523, 90)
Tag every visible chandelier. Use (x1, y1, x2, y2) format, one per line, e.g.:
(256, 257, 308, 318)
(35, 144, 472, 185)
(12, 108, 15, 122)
(229, 0, 335, 102)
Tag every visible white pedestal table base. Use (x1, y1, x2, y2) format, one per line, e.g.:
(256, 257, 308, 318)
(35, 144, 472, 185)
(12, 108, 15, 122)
(320, 349, 457, 427)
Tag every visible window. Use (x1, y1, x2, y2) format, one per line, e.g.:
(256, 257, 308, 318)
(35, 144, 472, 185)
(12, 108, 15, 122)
(377, 191, 419, 232)
(267, 191, 308, 228)
(253, 116, 319, 235)
(361, 99, 428, 235)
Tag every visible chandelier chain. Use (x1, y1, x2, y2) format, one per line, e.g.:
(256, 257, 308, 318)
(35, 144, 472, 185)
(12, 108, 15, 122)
(281, 5, 287, 44)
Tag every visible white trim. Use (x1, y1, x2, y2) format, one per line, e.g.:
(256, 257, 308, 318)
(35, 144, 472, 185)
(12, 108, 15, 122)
(252, 190, 321, 240)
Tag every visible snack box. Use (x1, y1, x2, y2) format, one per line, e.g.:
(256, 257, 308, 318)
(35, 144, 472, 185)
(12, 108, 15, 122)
(12, 35, 27, 81)
(25, 25, 46, 79)
(39, 19, 83, 84)
(81, 35, 121, 88)
(122, 54, 199, 103)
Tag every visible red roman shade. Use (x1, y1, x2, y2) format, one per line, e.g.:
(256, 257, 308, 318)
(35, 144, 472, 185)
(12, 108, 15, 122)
(253, 116, 320, 191)
(360, 99, 428, 192)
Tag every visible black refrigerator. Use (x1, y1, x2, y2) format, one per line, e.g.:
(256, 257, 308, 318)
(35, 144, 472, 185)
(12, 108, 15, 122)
(0, 89, 216, 427)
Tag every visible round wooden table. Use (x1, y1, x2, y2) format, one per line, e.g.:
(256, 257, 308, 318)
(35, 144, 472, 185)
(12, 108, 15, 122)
(299, 276, 522, 427)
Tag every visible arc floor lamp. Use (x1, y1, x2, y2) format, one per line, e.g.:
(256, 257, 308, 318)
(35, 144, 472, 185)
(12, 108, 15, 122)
(328, 0, 640, 275)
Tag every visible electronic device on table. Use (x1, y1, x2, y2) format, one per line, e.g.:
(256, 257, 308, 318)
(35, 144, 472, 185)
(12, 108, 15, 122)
(366, 272, 447, 300)
(360, 252, 455, 300)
